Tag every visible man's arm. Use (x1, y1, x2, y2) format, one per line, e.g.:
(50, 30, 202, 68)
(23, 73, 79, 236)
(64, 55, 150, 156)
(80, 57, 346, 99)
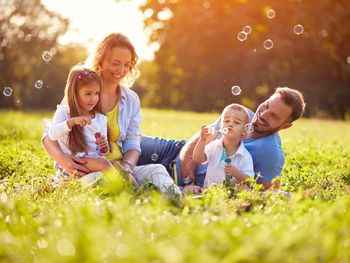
(260, 180, 281, 191)
(179, 131, 201, 181)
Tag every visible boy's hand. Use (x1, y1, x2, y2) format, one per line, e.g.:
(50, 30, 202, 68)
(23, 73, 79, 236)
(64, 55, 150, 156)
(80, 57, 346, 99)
(68, 116, 92, 128)
(224, 164, 239, 178)
(200, 125, 219, 143)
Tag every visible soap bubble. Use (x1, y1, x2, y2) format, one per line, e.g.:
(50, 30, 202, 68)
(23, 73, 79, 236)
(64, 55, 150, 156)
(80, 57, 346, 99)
(24, 34, 32, 42)
(35, 80, 43, 89)
(266, 9, 275, 19)
(231, 86, 241, 96)
(151, 153, 159, 161)
(208, 126, 216, 135)
(3, 87, 12, 96)
(237, 31, 248, 42)
(293, 24, 304, 35)
(263, 39, 274, 50)
(245, 123, 254, 133)
(346, 56, 350, 64)
(222, 128, 228, 134)
(42, 51, 52, 62)
(243, 25, 252, 34)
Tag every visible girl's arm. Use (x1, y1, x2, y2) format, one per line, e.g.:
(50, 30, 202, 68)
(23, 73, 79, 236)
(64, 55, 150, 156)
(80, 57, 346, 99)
(80, 157, 113, 172)
(48, 105, 92, 140)
(48, 106, 71, 140)
(42, 137, 90, 176)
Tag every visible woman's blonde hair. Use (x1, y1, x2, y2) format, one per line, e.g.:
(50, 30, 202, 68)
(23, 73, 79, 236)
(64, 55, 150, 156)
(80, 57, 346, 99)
(65, 65, 102, 154)
(87, 33, 139, 87)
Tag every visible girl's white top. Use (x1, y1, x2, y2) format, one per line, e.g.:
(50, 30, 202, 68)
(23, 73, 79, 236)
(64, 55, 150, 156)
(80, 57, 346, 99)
(48, 105, 108, 157)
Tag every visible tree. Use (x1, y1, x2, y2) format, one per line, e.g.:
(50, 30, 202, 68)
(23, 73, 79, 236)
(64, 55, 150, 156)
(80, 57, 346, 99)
(0, 0, 71, 109)
(140, 0, 350, 119)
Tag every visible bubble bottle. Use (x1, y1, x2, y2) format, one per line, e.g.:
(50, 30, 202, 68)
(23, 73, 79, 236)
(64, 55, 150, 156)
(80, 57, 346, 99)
(223, 157, 232, 187)
(94, 132, 109, 154)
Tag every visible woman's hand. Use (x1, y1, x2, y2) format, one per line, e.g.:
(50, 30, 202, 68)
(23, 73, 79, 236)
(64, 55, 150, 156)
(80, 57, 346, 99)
(57, 153, 90, 177)
(111, 160, 139, 187)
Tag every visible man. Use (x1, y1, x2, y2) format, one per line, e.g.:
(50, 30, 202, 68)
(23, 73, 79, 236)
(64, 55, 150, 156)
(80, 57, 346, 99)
(138, 87, 306, 191)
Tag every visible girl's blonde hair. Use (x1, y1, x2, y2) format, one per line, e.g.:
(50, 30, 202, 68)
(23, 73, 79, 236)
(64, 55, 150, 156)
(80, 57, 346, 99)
(65, 65, 102, 154)
(87, 33, 139, 87)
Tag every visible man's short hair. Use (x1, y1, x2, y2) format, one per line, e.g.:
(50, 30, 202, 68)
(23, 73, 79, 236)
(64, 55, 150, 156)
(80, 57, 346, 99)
(222, 103, 250, 124)
(274, 87, 306, 122)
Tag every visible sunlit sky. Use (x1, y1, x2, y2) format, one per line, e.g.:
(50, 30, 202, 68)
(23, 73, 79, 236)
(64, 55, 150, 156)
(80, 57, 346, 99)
(42, 0, 154, 61)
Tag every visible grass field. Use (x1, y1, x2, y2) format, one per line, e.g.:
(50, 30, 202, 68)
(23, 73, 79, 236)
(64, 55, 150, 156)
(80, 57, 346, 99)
(0, 109, 349, 262)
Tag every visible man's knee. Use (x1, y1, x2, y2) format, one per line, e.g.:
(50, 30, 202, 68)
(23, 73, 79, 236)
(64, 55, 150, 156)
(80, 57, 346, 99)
(139, 136, 186, 167)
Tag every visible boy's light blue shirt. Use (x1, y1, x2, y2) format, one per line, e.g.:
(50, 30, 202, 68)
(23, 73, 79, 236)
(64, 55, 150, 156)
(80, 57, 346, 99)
(212, 110, 284, 183)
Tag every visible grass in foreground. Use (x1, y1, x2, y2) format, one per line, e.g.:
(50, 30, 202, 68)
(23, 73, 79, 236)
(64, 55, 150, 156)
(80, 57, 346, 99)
(0, 110, 349, 262)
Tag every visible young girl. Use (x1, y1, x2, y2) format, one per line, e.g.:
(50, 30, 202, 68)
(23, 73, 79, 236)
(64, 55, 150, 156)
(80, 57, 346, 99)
(192, 103, 255, 188)
(48, 66, 113, 175)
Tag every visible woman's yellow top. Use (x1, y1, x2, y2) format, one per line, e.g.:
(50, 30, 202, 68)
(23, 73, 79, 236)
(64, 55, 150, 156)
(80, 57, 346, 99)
(105, 103, 123, 161)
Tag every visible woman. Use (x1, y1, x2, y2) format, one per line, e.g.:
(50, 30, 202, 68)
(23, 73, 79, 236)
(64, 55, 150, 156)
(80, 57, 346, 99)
(43, 33, 181, 195)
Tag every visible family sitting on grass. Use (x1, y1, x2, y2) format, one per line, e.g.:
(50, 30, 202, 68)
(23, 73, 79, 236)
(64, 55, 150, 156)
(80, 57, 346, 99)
(42, 32, 306, 196)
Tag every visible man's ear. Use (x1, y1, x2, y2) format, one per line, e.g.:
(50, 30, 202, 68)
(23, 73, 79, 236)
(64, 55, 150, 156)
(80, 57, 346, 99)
(280, 122, 292, 131)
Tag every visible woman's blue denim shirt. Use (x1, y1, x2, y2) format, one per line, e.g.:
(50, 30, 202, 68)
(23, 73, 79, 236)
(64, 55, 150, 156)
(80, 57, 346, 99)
(115, 85, 142, 154)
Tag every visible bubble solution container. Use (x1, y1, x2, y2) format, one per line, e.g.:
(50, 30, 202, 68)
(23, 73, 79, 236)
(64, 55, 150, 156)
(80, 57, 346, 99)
(223, 158, 232, 187)
(94, 132, 109, 154)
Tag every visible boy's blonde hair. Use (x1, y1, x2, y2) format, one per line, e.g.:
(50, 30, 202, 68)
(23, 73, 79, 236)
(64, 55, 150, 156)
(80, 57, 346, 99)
(222, 103, 250, 124)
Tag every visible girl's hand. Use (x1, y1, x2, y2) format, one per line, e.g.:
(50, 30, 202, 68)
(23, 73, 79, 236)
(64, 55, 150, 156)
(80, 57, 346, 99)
(68, 116, 92, 128)
(96, 134, 110, 154)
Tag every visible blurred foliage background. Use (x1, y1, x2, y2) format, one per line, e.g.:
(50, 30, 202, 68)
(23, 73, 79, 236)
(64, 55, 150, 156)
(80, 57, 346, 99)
(1, 0, 350, 119)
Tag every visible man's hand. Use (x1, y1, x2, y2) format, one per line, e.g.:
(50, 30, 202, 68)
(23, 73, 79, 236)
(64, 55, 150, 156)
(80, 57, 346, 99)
(57, 154, 90, 177)
(182, 184, 203, 194)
